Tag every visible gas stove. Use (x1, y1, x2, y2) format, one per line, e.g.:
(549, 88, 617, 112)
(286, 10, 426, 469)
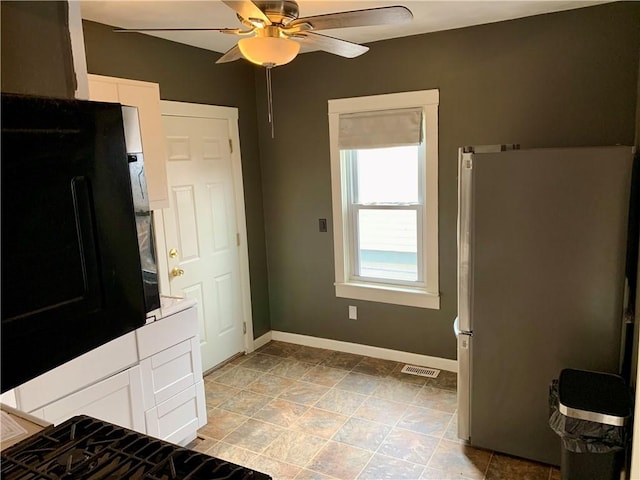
(1, 415, 271, 479)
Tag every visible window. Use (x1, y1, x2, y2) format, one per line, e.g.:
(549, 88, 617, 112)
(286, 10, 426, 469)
(328, 90, 439, 309)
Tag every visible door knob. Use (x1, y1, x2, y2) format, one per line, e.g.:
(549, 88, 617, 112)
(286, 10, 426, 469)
(171, 267, 185, 277)
(169, 248, 178, 258)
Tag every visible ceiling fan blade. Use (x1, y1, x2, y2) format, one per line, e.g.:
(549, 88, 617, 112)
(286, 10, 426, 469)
(222, 0, 271, 26)
(114, 27, 241, 33)
(295, 32, 369, 58)
(216, 44, 244, 64)
(289, 6, 412, 32)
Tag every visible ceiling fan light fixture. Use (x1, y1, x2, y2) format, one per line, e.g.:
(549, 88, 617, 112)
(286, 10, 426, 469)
(238, 36, 300, 67)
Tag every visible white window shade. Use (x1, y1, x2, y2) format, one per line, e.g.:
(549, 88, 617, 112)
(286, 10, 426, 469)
(338, 108, 423, 150)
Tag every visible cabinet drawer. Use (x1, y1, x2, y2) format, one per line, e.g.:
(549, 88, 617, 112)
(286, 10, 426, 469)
(137, 306, 198, 359)
(38, 367, 145, 433)
(145, 381, 206, 446)
(140, 337, 201, 410)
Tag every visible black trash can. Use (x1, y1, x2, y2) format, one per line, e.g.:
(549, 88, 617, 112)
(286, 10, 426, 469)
(549, 369, 632, 480)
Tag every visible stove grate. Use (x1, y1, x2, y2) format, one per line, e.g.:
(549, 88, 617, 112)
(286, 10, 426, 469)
(1, 416, 271, 480)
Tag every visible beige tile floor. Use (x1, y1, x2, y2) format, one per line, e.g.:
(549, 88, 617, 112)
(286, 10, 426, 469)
(190, 341, 560, 480)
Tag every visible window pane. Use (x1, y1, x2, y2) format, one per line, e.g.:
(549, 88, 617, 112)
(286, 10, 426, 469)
(357, 209, 417, 282)
(354, 146, 419, 204)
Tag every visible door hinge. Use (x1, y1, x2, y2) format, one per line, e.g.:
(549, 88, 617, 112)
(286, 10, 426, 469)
(243, 322, 247, 334)
(236, 233, 240, 246)
(229, 139, 233, 153)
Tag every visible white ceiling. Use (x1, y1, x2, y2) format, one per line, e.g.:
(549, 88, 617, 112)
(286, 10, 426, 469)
(80, 0, 611, 55)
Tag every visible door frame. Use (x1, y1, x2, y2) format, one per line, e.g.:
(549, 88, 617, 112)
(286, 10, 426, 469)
(154, 100, 255, 355)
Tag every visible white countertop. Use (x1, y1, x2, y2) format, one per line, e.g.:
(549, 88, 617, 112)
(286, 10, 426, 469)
(145, 295, 196, 323)
(159, 295, 197, 318)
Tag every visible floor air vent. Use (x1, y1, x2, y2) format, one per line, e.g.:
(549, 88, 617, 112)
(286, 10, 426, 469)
(401, 365, 440, 378)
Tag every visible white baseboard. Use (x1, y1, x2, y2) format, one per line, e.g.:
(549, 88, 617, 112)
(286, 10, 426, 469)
(252, 331, 273, 351)
(266, 330, 458, 373)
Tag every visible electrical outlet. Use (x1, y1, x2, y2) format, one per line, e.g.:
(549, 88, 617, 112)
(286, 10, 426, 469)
(349, 305, 357, 320)
(319, 218, 328, 232)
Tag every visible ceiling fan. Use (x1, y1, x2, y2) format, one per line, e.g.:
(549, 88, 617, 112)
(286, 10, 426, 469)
(115, 1, 413, 66)
(115, 0, 413, 135)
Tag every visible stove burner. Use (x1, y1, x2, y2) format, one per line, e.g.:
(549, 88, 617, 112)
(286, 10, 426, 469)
(56, 447, 87, 469)
(1, 416, 271, 480)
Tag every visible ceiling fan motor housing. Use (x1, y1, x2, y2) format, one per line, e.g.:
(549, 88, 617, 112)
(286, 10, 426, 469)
(248, 0, 300, 25)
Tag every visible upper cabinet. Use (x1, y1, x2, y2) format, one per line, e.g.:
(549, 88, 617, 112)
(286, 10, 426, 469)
(88, 74, 168, 209)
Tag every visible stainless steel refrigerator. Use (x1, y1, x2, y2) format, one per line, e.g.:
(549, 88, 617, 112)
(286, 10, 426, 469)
(455, 145, 635, 465)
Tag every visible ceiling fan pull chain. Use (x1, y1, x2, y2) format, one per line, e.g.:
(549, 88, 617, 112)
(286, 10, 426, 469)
(266, 65, 275, 138)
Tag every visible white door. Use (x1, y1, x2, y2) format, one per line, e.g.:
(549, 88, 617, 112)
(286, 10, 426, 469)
(159, 102, 250, 372)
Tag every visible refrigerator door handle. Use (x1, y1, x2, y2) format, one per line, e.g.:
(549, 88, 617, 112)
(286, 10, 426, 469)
(457, 149, 474, 333)
(455, 318, 472, 442)
(453, 316, 472, 336)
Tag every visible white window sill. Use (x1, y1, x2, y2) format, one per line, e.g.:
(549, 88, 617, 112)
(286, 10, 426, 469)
(335, 282, 440, 309)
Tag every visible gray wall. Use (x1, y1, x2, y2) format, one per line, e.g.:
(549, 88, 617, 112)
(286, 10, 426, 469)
(1, 1, 76, 98)
(257, 2, 640, 360)
(8, 2, 638, 359)
(82, 21, 272, 338)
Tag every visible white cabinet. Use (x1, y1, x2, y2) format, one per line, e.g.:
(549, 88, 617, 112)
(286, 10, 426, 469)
(37, 367, 145, 433)
(140, 338, 201, 409)
(12, 304, 205, 445)
(137, 304, 206, 446)
(87, 74, 168, 209)
(16, 332, 138, 413)
(145, 382, 206, 445)
(0, 390, 17, 408)
(137, 305, 198, 360)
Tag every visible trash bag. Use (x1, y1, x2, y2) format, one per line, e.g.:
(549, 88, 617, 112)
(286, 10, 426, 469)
(549, 379, 627, 454)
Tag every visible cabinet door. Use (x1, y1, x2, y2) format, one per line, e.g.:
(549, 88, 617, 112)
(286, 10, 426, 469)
(0, 390, 17, 408)
(39, 366, 145, 433)
(87, 79, 119, 103)
(16, 332, 138, 413)
(145, 381, 206, 446)
(87, 74, 169, 209)
(117, 83, 168, 209)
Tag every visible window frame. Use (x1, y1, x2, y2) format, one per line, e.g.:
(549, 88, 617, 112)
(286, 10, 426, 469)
(328, 90, 440, 309)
